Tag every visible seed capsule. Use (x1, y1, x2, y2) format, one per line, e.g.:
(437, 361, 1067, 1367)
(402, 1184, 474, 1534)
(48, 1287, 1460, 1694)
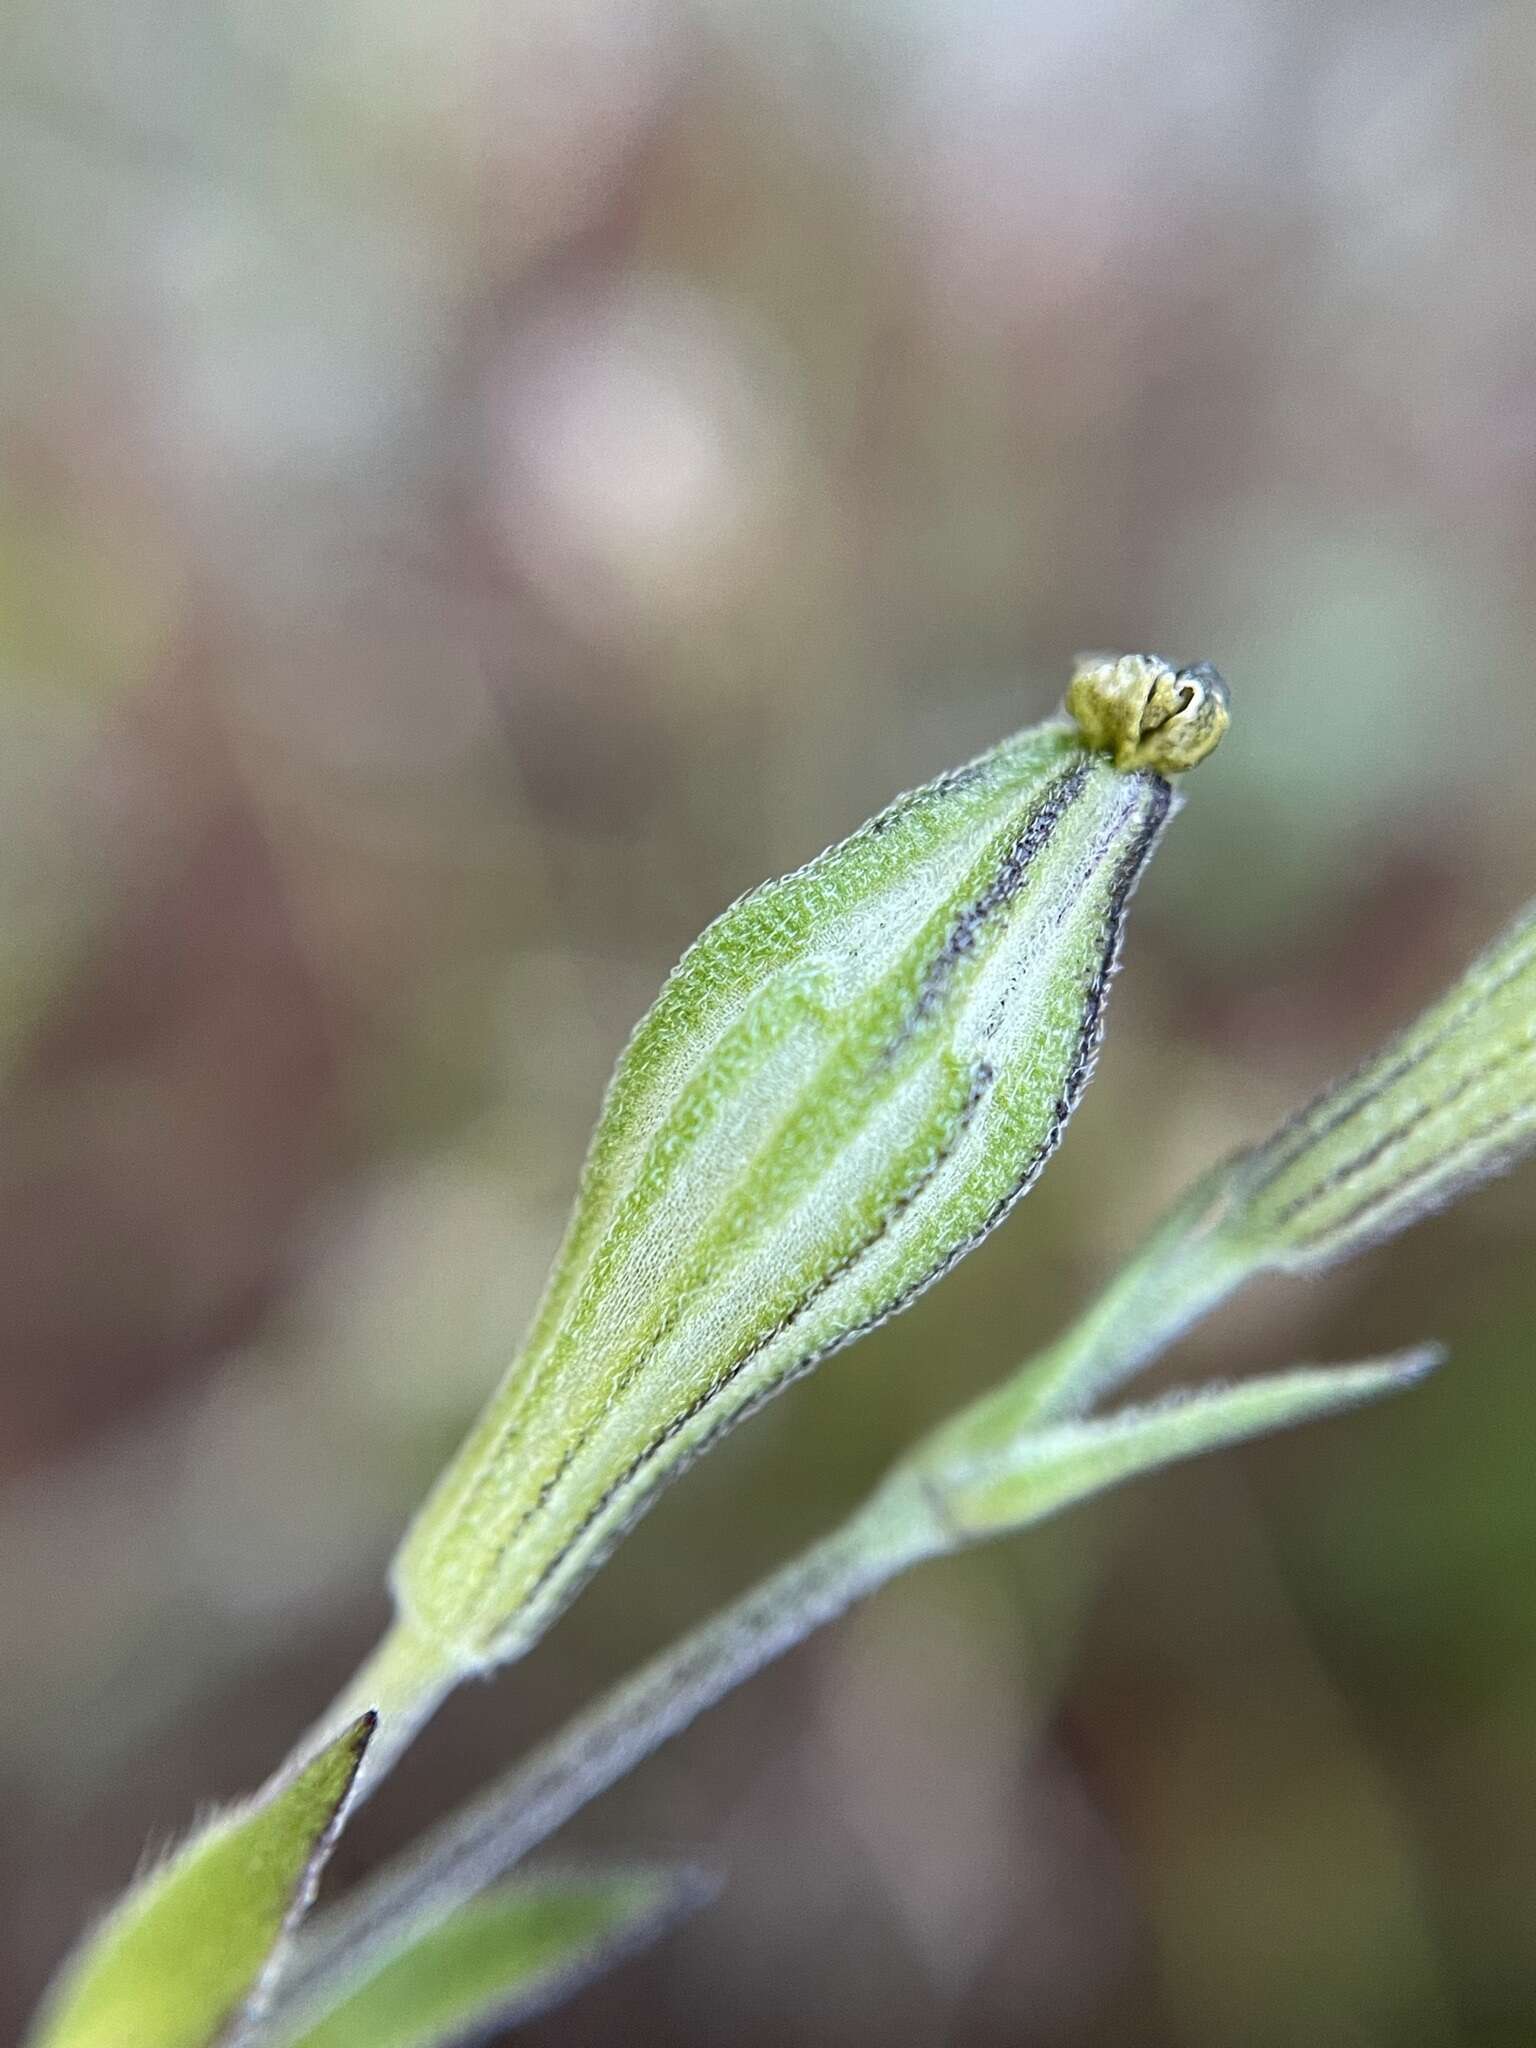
(391, 662, 1228, 1673)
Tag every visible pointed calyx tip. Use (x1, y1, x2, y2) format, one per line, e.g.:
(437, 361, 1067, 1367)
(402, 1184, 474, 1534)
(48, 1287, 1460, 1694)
(1066, 652, 1230, 776)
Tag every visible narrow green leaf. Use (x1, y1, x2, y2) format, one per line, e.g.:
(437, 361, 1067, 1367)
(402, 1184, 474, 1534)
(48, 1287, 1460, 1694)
(897, 1349, 1442, 1543)
(268, 1865, 711, 2048)
(28, 1714, 375, 2048)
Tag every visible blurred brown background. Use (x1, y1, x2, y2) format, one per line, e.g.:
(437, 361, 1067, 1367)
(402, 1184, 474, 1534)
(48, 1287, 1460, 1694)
(5, 1, 1536, 2041)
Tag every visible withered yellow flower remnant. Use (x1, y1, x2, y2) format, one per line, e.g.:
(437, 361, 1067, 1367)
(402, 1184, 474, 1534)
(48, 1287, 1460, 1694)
(1067, 651, 1230, 776)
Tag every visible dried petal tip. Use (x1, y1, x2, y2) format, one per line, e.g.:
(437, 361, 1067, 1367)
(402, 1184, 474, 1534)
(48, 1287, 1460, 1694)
(1066, 652, 1230, 776)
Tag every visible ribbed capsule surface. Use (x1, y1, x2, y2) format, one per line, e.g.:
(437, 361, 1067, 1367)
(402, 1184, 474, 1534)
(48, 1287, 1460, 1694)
(394, 714, 1181, 1671)
(1224, 896, 1536, 1266)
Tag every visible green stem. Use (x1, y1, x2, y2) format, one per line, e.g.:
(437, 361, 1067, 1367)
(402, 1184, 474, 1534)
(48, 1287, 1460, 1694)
(259, 1485, 939, 2040)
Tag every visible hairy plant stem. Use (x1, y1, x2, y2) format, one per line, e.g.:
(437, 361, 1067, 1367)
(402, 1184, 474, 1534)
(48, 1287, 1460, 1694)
(259, 1484, 940, 2039)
